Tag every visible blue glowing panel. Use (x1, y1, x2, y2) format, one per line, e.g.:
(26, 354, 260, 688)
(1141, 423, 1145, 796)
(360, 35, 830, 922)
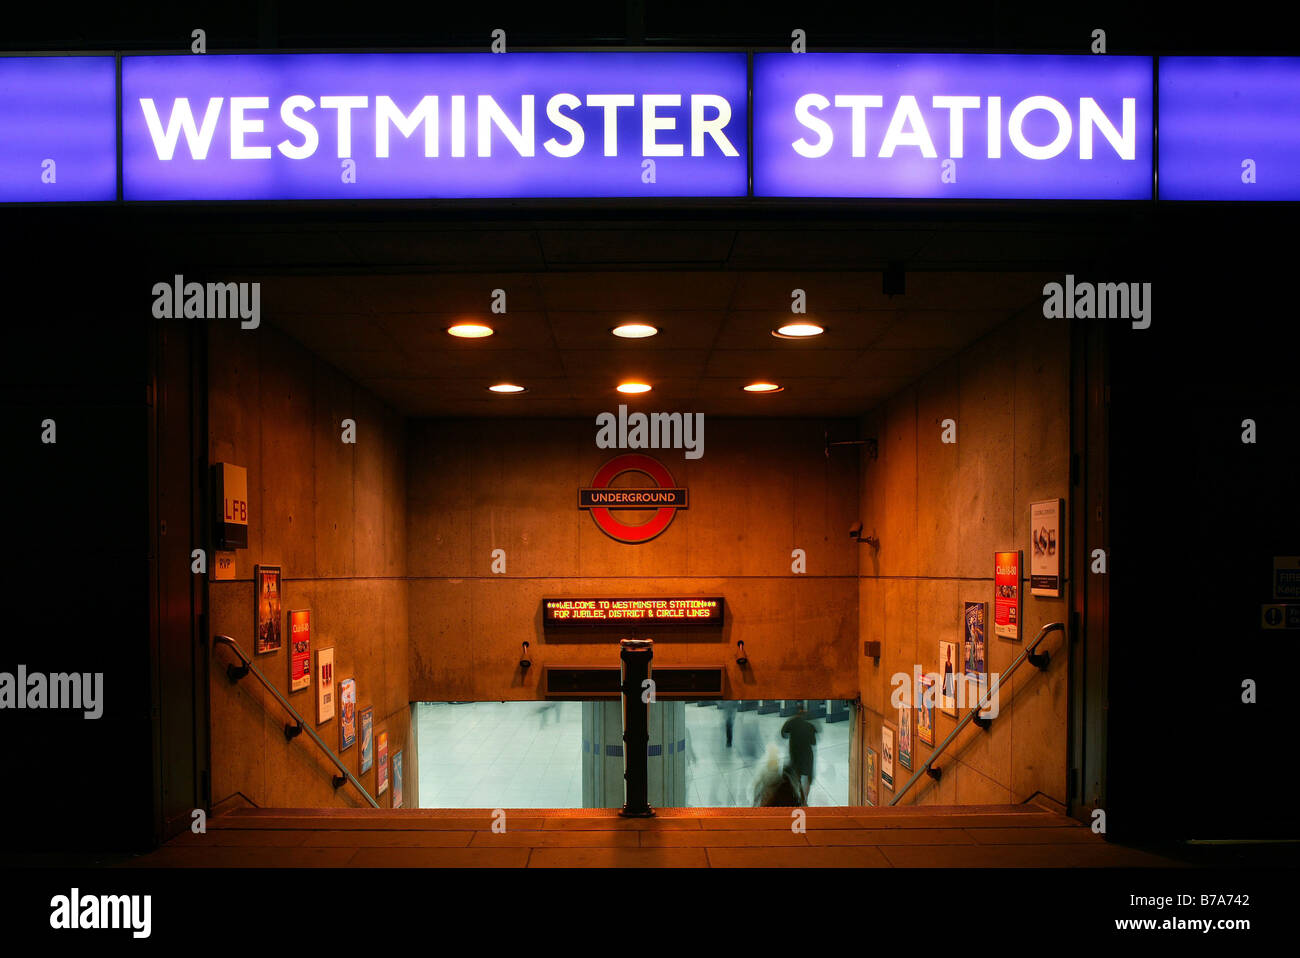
(122, 52, 748, 200)
(0, 57, 117, 203)
(1159, 57, 1300, 201)
(754, 53, 1153, 199)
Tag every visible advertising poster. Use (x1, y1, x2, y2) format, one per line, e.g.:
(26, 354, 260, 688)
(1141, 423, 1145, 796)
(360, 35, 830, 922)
(881, 725, 895, 791)
(865, 747, 878, 807)
(359, 707, 374, 773)
(338, 678, 356, 751)
(1274, 556, 1300, 599)
(392, 750, 404, 809)
(918, 675, 936, 747)
(964, 601, 989, 702)
(288, 609, 311, 692)
(253, 565, 282, 654)
(994, 551, 1021, 639)
(1030, 500, 1064, 597)
(898, 705, 912, 770)
(315, 647, 335, 724)
(939, 640, 960, 717)
(376, 731, 389, 795)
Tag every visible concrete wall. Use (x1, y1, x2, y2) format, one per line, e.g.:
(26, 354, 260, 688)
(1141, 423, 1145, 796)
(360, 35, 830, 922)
(851, 311, 1071, 808)
(407, 418, 859, 701)
(207, 323, 415, 809)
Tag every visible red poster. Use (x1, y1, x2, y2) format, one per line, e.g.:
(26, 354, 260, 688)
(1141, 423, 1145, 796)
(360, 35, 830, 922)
(289, 609, 311, 692)
(994, 551, 1021, 639)
(253, 565, 281, 654)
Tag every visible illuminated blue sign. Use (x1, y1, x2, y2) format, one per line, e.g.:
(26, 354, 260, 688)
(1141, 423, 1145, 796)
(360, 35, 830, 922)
(0, 57, 117, 203)
(121, 52, 748, 200)
(753, 53, 1154, 199)
(9, 51, 1298, 204)
(1159, 57, 1300, 200)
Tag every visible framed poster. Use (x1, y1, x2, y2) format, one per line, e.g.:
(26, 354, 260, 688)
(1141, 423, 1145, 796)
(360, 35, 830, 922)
(376, 731, 389, 795)
(392, 750, 404, 809)
(1273, 556, 1300, 599)
(1030, 500, 1064, 597)
(964, 601, 989, 703)
(338, 678, 357, 751)
(917, 675, 936, 747)
(881, 725, 895, 791)
(253, 564, 282, 654)
(288, 609, 311, 692)
(359, 707, 374, 773)
(898, 705, 912, 770)
(994, 551, 1022, 639)
(315, 647, 335, 724)
(865, 747, 878, 807)
(938, 640, 960, 718)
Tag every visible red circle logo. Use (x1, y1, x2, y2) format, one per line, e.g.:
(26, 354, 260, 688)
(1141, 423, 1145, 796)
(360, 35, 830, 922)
(579, 454, 688, 544)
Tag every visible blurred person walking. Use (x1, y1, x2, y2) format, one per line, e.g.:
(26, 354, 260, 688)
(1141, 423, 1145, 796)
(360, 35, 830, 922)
(753, 744, 804, 806)
(780, 706, 818, 800)
(720, 700, 739, 747)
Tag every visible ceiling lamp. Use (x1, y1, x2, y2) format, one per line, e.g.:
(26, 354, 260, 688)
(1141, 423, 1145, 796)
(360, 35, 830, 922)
(448, 323, 494, 338)
(617, 382, 652, 394)
(612, 323, 659, 339)
(743, 382, 784, 393)
(772, 322, 824, 339)
(488, 383, 527, 393)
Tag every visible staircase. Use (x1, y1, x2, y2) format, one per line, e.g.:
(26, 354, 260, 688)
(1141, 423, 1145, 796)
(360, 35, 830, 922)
(133, 803, 1181, 868)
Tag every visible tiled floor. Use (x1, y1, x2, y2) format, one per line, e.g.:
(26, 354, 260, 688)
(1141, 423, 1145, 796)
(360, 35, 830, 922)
(416, 701, 850, 809)
(132, 804, 1189, 868)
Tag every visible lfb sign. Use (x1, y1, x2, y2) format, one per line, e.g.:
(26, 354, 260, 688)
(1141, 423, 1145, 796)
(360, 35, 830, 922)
(214, 462, 248, 550)
(753, 52, 1153, 199)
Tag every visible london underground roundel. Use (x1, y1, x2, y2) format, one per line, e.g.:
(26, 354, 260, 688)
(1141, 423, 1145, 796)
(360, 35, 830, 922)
(578, 454, 688, 544)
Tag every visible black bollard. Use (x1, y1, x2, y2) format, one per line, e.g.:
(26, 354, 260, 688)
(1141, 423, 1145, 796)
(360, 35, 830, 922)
(619, 638, 655, 818)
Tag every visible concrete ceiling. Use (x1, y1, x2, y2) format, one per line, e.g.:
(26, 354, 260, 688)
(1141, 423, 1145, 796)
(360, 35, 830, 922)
(262, 269, 1051, 418)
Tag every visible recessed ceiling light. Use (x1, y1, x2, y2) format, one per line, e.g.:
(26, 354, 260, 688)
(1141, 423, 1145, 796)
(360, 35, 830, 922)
(772, 322, 824, 339)
(612, 323, 659, 339)
(617, 382, 652, 394)
(743, 382, 784, 393)
(488, 383, 527, 393)
(448, 323, 494, 338)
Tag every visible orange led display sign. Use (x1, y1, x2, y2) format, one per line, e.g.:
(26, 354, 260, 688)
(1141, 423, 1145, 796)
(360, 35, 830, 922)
(543, 597, 724, 627)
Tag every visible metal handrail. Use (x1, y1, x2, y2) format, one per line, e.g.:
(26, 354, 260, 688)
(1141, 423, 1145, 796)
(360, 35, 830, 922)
(213, 634, 379, 808)
(888, 621, 1065, 806)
